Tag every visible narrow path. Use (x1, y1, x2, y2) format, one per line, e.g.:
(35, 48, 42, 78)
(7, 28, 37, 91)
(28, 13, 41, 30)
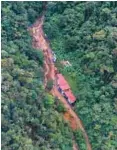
(29, 16, 92, 150)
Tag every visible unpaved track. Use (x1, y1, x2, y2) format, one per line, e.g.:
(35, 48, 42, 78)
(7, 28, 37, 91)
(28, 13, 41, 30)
(29, 16, 92, 150)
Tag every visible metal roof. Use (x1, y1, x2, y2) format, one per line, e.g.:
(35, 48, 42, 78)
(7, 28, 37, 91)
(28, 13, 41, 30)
(57, 74, 70, 90)
(57, 73, 76, 103)
(65, 90, 76, 103)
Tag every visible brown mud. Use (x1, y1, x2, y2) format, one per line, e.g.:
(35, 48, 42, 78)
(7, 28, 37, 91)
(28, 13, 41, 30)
(29, 15, 92, 150)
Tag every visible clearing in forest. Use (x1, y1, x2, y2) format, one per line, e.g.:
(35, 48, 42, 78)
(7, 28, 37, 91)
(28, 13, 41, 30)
(29, 15, 92, 150)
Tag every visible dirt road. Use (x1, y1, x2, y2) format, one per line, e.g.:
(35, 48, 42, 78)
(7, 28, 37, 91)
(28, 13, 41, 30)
(29, 16, 92, 150)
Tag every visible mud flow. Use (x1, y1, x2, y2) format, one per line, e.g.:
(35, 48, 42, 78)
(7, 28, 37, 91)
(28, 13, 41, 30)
(28, 15, 92, 150)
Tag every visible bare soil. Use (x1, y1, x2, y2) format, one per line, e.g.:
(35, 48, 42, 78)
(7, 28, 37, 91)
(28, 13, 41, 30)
(29, 16, 92, 150)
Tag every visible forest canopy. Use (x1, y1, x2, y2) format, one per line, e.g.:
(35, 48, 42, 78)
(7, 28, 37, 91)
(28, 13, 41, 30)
(44, 1, 117, 150)
(1, 2, 73, 150)
(1, 1, 117, 150)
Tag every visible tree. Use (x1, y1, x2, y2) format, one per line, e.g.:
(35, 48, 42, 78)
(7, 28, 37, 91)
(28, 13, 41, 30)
(46, 79, 53, 91)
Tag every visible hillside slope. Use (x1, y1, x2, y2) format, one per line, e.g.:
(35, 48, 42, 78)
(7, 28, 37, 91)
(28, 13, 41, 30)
(44, 2, 117, 150)
(29, 12, 92, 150)
(1, 2, 74, 150)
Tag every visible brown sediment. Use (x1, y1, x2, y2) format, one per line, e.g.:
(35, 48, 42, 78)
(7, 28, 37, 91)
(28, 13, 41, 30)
(28, 15, 92, 150)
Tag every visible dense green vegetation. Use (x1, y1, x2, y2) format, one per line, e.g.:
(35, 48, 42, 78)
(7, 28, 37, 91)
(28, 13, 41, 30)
(44, 2, 117, 150)
(74, 130, 87, 150)
(46, 79, 54, 91)
(1, 2, 73, 150)
(2, 1, 117, 150)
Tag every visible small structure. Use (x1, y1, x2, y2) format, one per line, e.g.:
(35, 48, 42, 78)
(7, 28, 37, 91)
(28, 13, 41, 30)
(60, 61, 72, 67)
(64, 90, 76, 104)
(56, 73, 76, 104)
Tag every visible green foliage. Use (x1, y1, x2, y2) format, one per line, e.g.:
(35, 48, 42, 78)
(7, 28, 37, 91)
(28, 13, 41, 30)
(93, 30, 106, 40)
(44, 94, 54, 107)
(46, 79, 54, 91)
(1, 2, 73, 150)
(74, 130, 87, 150)
(56, 101, 66, 113)
(2, 1, 117, 149)
(44, 1, 117, 149)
